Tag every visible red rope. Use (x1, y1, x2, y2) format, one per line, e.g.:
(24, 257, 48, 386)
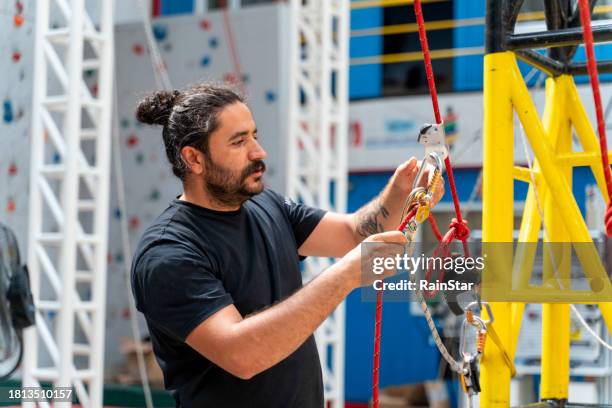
(578, 0, 612, 236)
(221, 1, 246, 95)
(372, 207, 417, 408)
(428, 214, 443, 241)
(398, 207, 418, 232)
(372, 3, 471, 405)
(413, 0, 469, 252)
(372, 289, 383, 407)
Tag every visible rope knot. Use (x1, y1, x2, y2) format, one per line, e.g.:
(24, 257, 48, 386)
(450, 218, 470, 241)
(605, 202, 612, 237)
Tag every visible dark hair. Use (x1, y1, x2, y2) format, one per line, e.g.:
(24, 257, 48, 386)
(135, 83, 244, 179)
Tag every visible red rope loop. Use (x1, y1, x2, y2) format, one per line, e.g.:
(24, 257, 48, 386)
(448, 218, 470, 242)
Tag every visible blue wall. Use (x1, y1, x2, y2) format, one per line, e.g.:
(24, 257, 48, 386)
(453, 0, 485, 91)
(349, 7, 383, 99)
(160, 0, 193, 15)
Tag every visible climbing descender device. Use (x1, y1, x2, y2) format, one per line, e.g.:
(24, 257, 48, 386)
(401, 123, 448, 234)
(459, 302, 492, 397)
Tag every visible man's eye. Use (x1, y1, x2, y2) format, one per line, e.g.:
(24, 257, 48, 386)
(233, 139, 245, 146)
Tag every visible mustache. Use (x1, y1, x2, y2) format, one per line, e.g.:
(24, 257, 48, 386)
(240, 160, 266, 179)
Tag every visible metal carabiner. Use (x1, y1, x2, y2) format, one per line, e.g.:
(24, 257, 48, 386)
(410, 152, 444, 223)
(411, 151, 443, 192)
(460, 315, 487, 359)
(398, 126, 446, 236)
(464, 301, 494, 325)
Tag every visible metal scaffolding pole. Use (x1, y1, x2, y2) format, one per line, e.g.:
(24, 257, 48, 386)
(23, 0, 114, 407)
(287, 0, 349, 406)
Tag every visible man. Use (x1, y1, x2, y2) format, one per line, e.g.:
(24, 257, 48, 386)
(131, 84, 443, 407)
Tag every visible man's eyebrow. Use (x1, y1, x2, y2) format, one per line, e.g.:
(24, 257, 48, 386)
(228, 128, 257, 142)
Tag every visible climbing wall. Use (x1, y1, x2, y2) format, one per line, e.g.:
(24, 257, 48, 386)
(105, 4, 288, 372)
(0, 2, 289, 375)
(0, 0, 35, 254)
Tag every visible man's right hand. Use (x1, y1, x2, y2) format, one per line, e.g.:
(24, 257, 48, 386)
(336, 230, 408, 289)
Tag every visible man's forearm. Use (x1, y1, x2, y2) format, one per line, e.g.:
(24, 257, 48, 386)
(353, 180, 406, 242)
(228, 261, 355, 378)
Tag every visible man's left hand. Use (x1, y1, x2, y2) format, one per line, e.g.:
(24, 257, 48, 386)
(390, 157, 445, 207)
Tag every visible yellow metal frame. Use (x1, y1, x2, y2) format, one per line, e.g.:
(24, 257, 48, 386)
(482, 51, 612, 406)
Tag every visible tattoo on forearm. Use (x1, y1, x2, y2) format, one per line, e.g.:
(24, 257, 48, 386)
(355, 199, 390, 238)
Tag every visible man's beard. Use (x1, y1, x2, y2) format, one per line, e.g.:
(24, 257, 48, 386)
(204, 158, 266, 207)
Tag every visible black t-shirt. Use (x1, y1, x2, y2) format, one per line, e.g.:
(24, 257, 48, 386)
(131, 189, 326, 408)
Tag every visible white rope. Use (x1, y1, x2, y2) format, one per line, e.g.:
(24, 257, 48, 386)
(112, 82, 155, 408)
(518, 69, 612, 351)
(137, 0, 173, 91)
(105, 4, 177, 406)
(408, 244, 465, 374)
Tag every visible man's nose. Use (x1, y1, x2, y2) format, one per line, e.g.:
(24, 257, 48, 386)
(249, 140, 267, 161)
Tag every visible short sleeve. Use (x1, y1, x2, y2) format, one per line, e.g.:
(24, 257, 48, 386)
(132, 245, 233, 341)
(280, 195, 327, 248)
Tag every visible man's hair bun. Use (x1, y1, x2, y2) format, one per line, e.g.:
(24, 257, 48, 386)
(135, 90, 181, 126)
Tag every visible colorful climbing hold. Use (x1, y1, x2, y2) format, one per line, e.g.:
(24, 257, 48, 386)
(163, 43, 172, 52)
(8, 162, 17, 176)
(52, 152, 61, 163)
(120, 118, 130, 128)
(265, 90, 276, 103)
(209, 37, 219, 48)
(15, 1, 23, 13)
(11, 51, 21, 63)
(126, 134, 138, 148)
(6, 198, 16, 213)
(200, 55, 211, 67)
(135, 152, 145, 164)
(3, 100, 13, 123)
(199, 19, 211, 31)
(150, 189, 161, 201)
(129, 216, 140, 230)
(14, 14, 24, 27)
(132, 43, 144, 56)
(152, 24, 168, 42)
(113, 208, 121, 219)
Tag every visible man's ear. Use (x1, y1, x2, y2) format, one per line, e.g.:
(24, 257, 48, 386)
(181, 146, 205, 175)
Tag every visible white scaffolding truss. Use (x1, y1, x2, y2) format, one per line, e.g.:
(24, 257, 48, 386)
(287, 0, 349, 406)
(23, 0, 114, 406)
